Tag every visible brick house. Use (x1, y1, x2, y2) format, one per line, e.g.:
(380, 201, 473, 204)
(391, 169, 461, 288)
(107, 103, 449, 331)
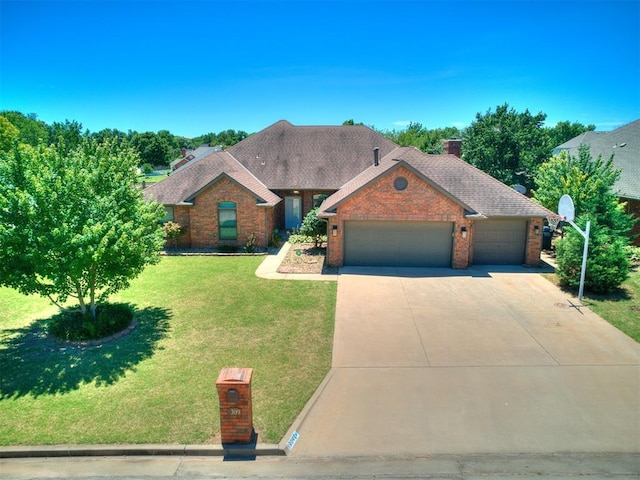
(553, 119, 640, 246)
(144, 120, 554, 268)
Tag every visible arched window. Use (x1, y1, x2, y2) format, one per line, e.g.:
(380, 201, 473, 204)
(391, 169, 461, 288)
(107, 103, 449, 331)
(218, 202, 237, 240)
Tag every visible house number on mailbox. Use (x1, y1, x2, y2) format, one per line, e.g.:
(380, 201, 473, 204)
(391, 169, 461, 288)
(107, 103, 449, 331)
(229, 407, 241, 416)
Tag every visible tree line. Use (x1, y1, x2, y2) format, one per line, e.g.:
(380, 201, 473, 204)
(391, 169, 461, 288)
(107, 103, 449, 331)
(0, 111, 249, 168)
(3, 106, 592, 184)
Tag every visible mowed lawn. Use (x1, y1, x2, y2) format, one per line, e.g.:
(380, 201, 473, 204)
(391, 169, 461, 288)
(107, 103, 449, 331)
(585, 266, 640, 343)
(0, 256, 337, 445)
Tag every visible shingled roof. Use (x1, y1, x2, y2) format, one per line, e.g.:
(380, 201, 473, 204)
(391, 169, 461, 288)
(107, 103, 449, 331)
(554, 119, 640, 200)
(227, 120, 398, 189)
(144, 151, 281, 206)
(319, 147, 554, 218)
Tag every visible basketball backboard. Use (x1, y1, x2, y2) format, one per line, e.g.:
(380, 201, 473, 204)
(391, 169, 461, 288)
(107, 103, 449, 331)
(558, 194, 575, 222)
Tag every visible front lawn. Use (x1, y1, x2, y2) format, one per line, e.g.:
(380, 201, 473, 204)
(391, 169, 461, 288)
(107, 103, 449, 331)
(584, 266, 640, 342)
(0, 256, 337, 445)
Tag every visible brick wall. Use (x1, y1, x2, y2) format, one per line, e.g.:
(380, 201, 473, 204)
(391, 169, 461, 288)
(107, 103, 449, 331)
(525, 218, 544, 266)
(625, 198, 640, 246)
(174, 205, 192, 247)
(183, 177, 274, 249)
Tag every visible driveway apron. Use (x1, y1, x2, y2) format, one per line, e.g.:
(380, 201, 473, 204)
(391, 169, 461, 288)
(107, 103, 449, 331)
(284, 266, 640, 457)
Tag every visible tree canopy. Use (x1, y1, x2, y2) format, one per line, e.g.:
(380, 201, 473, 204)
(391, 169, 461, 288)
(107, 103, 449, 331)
(380, 122, 461, 154)
(533, 145, 635, 293)
(461, 104, 549, 191)
(0, 139, 165, 318)
(533, 145, 634, 236)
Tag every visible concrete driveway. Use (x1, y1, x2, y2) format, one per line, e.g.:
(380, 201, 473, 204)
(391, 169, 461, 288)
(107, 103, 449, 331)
(284, 266, 640, 457)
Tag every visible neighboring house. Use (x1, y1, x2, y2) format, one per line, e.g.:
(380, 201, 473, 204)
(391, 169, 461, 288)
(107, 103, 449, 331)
(170, 145, 222, 171)
(553, 119, 640, 246)
(144, 120, 554, 268)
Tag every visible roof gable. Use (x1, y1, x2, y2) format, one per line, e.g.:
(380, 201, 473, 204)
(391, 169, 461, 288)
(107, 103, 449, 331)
(320, 146, 554, 218)
(144, 151, 281, 206)
(227, 120, 398, 189)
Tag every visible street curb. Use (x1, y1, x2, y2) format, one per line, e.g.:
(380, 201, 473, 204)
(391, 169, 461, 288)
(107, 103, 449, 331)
(0, 444, 285, 458)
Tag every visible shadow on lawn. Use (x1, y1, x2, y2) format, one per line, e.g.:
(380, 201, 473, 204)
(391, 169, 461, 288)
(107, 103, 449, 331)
(0, 306, 172, 399)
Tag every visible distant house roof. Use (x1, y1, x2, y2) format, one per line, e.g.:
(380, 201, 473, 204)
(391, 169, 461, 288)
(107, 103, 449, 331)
(553, 119, 640, 200)
(319, 147, 555, 219)
(170, 145, 220, 169)
(144, 151, 281, 207)
(227, 120, 398, 190)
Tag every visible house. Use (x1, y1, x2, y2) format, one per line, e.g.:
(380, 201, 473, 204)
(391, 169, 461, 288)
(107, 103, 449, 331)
(144, 120, 554, 268)
(553, 119, 640, 246)
(170, 145, 222, 171)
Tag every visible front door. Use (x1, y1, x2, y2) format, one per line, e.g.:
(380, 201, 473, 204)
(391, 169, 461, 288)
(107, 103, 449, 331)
(285, 196, 302, 230)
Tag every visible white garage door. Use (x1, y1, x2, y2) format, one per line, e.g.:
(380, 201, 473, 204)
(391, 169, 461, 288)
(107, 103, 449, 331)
(473, 220, 527, 265)
(344, 221, 453, 267)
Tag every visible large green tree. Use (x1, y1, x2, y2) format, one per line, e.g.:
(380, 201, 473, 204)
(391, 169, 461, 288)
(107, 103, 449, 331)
(546, 121, 595, 149)
(129, 131, 173, 167)
(0, 139, 165, 318)
(533, 145, 635, 293)
(0, 115, 19, 152)
(462, 103, 549, 191)
(0, 111, 50, 147)
(533, 145, 634, 236)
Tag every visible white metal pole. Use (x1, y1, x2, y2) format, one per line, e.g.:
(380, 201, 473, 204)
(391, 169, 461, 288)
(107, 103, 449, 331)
(577, 221, 590, 301)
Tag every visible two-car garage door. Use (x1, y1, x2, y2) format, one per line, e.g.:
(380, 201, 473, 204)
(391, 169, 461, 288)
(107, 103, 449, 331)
(344, 221, 453, 267)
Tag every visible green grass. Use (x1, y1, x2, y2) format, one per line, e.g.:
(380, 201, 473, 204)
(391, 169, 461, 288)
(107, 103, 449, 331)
(0, 256, 337, 445)
(583, 266, 640, 342)
(543, 265, 640, 342)
(138, 170, 169, 185)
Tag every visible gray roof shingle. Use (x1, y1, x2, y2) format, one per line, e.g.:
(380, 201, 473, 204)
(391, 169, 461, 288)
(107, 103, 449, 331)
(319, 147, 554, 218)
(227, 120, 398, 189)
(144, 151, 281, 206)
(553, 119, 640, 200)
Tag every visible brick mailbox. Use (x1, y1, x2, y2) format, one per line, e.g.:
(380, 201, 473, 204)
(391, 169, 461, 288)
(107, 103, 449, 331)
(215, 367, 253, 444)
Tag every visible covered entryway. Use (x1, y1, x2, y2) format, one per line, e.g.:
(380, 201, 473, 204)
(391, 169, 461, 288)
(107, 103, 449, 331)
(473, 219, 527, 264)
(285, 196, 302, 229)
(344, 220, 453, 267)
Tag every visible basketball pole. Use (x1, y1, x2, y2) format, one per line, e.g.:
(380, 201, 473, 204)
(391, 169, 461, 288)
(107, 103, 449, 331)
(567, 219, 591, 302)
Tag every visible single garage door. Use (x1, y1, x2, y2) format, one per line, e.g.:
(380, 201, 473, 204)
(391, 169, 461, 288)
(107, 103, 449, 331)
(473, 219, 527, 265)
(344, 221, 453, 267)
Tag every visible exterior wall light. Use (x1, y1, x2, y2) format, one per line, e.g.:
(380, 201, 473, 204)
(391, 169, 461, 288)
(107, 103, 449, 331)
(332, 225, 338, 237)
(534, 226, 540, 235)
(461, 226, 467, 239)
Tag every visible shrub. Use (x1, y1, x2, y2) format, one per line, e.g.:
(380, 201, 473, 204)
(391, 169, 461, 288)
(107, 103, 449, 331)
(625, 245, 640, 267)
(163, 221, 185, 249)
(299, 207, 326, 248)
(48, 303, 134, 341)
(245, 233, 257, 253)
(556, 218, 630, 294)
(218, 245, 238, 253)
(142, 163, 154, 174)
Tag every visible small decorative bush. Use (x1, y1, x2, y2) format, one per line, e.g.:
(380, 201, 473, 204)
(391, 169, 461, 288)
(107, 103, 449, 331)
(245, 233, 257, 253)
(142, 163, 154, 174)
(48, 303, 134, 341)
(163, 221, 185, 249)
(299, 207, 327, 248)
(218, 245, 238, 253)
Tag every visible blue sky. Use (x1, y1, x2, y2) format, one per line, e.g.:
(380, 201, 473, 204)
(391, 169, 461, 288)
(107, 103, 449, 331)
(1, 0, 639, 137)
